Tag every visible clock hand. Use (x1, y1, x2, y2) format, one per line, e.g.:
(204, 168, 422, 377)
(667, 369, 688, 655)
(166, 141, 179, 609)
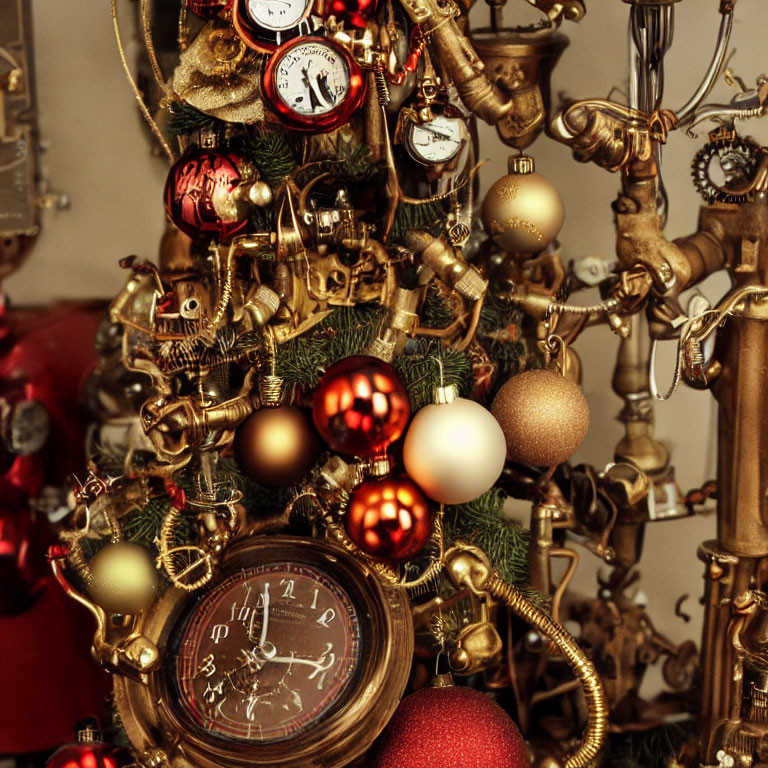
(316, 73, 334, 106)
(265, 652, 337, 674)
(259, 582, 270, 649)
(301, 67, 322, 110)
(420, 125, 453, 140)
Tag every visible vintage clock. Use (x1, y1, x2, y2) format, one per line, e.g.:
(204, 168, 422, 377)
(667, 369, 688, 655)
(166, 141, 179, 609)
(261, 37, 367, 132)
(113, 536, 413, 768)
(403, 113, 468, 166)
(232, 0, 320, 53)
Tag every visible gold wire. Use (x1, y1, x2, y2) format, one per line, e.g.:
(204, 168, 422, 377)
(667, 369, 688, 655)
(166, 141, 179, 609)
(111, 0, 175, 163)
(140, 0, 172, 95)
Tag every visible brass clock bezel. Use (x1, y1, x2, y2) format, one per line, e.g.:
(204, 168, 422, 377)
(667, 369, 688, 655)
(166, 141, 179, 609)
(114, 535, 414, 768)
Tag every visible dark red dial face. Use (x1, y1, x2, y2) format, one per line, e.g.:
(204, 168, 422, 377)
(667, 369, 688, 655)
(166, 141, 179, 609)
(174, 563, 361, 742)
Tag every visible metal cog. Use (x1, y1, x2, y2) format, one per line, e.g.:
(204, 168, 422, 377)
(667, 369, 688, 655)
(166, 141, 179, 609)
(691, 136, 762, 204)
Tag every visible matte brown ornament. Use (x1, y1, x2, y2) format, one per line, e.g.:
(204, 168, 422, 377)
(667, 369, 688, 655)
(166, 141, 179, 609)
(234, 405, 321, 486)
(481, 155, 565, 254)
(491, 369, 589, 467)
(88, 541, 159, 615)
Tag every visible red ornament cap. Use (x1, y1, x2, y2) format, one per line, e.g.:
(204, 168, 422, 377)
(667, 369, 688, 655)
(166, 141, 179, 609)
(368, 682, 528, 768)
(312, 355, 410, 458)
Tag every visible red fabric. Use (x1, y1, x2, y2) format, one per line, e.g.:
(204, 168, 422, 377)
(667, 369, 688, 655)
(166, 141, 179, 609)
(0, 575, 111, 753)
(0, 303, 111, 753)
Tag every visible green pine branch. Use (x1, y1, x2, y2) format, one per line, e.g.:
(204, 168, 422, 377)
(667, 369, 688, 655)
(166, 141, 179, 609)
(445, 488, 546, 607)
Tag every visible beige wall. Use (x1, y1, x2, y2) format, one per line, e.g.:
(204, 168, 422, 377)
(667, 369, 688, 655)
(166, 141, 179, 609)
(11, 0, 768, 697)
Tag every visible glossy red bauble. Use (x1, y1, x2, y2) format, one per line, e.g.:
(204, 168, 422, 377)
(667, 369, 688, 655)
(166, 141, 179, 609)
(188, 0, 233, 18)
(323, 0, 379, 28)
(312, 355, 410, 457)
(369, 682, 528, 768)
(163, 147, 249, 241)
(346, 476, 432, 562)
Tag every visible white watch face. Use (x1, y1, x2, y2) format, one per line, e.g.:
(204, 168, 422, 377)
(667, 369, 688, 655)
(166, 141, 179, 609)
(247, 0, 311, 31)
(275, 41, 350, 116)
(407, 115, 465, 164)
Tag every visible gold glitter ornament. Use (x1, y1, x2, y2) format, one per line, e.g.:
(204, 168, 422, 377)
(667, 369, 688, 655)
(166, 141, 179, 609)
(481, 155, 565, 254)
(491, 369, 589, 467)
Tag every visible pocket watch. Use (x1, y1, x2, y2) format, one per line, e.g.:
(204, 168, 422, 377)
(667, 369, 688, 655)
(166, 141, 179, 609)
(261, 37, 367, 132)
(113, 535, 413, 768)
(232, 0, 320, 53)
(403, 113, 468, 166)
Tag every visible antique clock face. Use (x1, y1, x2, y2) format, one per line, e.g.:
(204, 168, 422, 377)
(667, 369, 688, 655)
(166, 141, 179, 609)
(232, 0, 317, 52)
(113, 537, 413, 768)
(174, 563, 360, 741)
(262, 37, 367, 131)
(404, 114, 466, 166)
(246, 0, 311, 32)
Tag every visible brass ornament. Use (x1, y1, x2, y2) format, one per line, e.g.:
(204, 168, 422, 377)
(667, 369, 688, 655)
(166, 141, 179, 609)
(88, 541, 160, 615)
(481, 155, 565, 254)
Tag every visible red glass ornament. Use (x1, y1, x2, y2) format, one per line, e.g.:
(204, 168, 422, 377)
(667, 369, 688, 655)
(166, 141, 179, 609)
(163, 147, 249, 241)
(188, 0, 233, 18)
(369, 682, 528, 768)
(324, 0, 379, 28)
(345, 476, 432, 562)
(312, 355, 410, 457)
(46, 724, 133, 768)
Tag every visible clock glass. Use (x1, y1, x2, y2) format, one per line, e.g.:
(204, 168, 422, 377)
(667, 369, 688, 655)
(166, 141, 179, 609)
(172, 562, 361, 742)
(406, 115, 465, 165)
(246, 0, 312, 32)
(274, 39, 350, 117)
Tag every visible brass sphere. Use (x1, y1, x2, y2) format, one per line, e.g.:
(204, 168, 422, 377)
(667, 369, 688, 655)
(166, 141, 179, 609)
(88, 541, 159, 615)
(491, 369, 589, 467)
(481, 161, 565, 253)
(234, 405, 321, 486)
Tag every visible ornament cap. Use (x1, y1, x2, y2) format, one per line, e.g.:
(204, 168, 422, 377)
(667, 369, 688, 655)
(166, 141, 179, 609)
(75, 720, 102, 744)
(431, 673, 455, 688)
(368, 455, 392, 477)
(259, 374, 285, 407)
(433, 383, 459, 405)
(508, 154, 535, 175)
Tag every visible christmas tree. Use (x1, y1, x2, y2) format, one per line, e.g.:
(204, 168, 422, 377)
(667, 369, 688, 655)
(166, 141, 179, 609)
(6, 0, 768, 767)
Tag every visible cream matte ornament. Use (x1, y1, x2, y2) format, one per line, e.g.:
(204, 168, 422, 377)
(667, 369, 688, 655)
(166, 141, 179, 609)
(491, 368, 590, 468)
(87, 541, 159, 615)
(481, 155, 565, 254)
(403, 385, 507, 505)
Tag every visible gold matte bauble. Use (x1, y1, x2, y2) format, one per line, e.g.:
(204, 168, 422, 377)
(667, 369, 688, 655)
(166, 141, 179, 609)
(481, 156, 565, 254)
(88, 542, 159, 615)
(234, 405, 321, 486)
(403, 396, 507, 505)
(491, 369, 589, 467)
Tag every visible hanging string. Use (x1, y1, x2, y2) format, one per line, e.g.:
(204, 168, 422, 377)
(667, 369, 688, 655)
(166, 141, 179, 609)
(111, 0, 175, 163)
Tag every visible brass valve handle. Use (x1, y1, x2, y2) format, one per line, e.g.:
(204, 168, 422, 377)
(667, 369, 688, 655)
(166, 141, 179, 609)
(443, 543, 608, 768)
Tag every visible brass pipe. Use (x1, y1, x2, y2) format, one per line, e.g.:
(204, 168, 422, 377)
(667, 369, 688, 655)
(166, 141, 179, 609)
(444, 544, 607, 768)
